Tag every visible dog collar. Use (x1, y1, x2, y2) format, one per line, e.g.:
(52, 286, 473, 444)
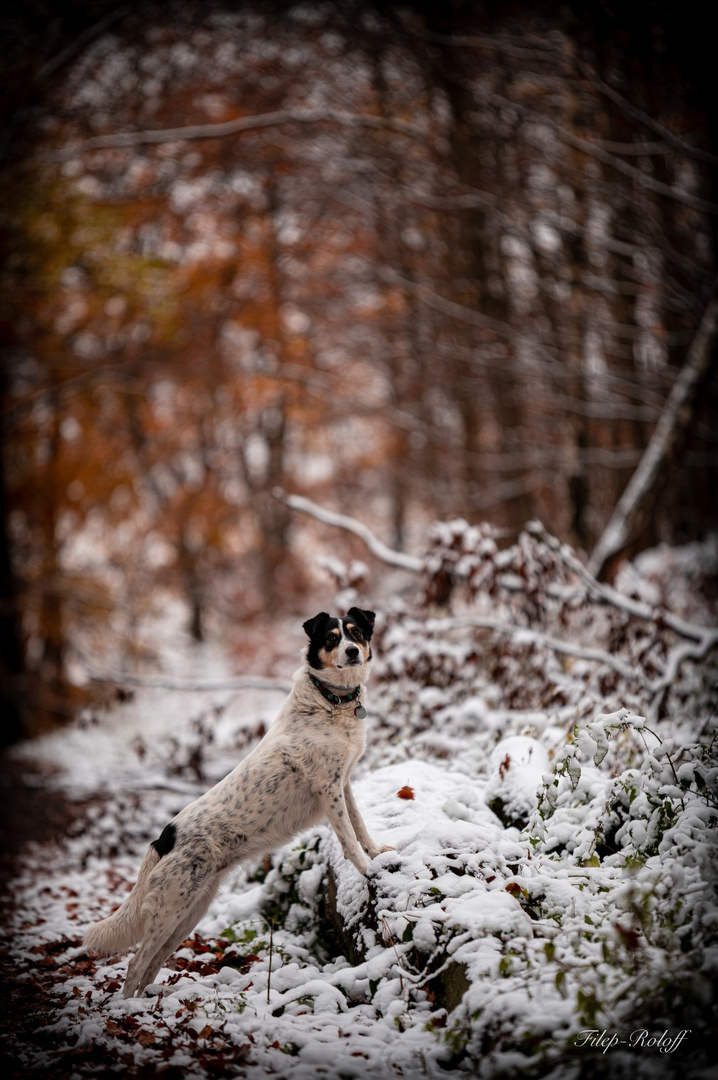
(308, 673, 366, 717)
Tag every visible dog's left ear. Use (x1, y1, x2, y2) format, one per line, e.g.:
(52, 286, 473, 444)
(347, 607, 376, 640)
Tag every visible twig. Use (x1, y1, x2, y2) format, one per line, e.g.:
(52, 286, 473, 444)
(266, 918, 274, 1006)
(635, 723, 684, 797)
(381, 914, 409, 1007)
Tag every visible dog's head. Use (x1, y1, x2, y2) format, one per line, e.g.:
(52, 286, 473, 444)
(303, 607, 375, 680)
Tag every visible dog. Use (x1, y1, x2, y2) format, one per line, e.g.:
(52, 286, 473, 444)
(83, 607, 392, 998)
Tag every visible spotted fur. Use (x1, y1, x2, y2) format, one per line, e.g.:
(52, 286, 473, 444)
(83, 607, 392, 998)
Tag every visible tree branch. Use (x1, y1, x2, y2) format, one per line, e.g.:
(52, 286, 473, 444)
(86, 672, 293, 693)
(648, 630, 718, 720)
(588, 295, 718, 580)
(50, 109, 424, 160)
(35, 6, 131, 83)
(425, 615, 639, 681)
(528, 522, 712, 643)
(556, 128, 718, 215)
(478, 84, 718, 215)
(274, 489, 422, 572)
(576, 60, 718, 168)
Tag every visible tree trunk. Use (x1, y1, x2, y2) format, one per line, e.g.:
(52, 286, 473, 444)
(0, 373, 27, 744)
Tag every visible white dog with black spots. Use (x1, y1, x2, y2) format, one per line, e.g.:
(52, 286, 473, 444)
(83, 607, 393, 998)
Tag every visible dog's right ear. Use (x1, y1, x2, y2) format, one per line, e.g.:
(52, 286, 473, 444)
(303, 612, 330, 639)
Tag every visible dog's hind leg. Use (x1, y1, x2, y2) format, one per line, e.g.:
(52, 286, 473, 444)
(123, 874, 223, 998)
(84, 845, 161, 958)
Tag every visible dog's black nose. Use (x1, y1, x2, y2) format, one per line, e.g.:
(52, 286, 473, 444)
(346, 645, 359, 660)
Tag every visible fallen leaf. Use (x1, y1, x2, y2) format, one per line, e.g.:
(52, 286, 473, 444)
(397, 785, 414, 800)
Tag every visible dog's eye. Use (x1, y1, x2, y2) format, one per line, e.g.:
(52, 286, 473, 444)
(346, 624, 364, 643)
(325, 634, 339, 648)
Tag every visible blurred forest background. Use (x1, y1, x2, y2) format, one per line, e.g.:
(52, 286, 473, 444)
(1, 0, 717, 742)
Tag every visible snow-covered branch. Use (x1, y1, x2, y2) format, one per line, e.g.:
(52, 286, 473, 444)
(426, 615, 638, 681)
(648, 630, 718, 718)
(529, 523, 710, 643)
(274, 490, 422, 573)
(279, 494, 715, 681)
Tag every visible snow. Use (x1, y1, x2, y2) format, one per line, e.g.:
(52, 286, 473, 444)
(483, 735, 550, 827)
(5, 528, 717, 1077)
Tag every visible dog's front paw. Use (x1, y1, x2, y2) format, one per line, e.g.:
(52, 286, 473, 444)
(367, 844, 395, 858)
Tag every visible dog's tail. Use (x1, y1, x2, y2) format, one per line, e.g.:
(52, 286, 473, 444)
(83, 845, 160, 957)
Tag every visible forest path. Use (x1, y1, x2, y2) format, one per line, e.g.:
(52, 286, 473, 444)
(0, 755, 99, 1079)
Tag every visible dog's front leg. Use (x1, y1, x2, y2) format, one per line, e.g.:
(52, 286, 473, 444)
(344, 783, 394, 860)
(321, 788, 369, 875)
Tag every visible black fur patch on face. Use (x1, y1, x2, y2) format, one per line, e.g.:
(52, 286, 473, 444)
(151, 822, 177, 858)
(342, 619, 373, 662)
(303, 612, 341, 671)
(346, 607, 375, 640)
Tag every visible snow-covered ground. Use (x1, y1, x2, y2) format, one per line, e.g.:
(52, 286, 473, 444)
(6, 526, 717, 1078)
